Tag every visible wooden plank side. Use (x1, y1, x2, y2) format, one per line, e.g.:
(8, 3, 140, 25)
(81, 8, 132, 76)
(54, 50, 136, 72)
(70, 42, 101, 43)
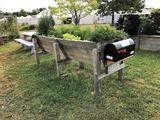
(36, 36, 56, 53)
(55, 38, 96, 63)
(36, 35, 97, 64)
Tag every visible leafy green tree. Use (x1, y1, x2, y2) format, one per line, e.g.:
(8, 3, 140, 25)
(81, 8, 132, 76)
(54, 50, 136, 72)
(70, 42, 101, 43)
(49, 0, 98, 25)
(28, 8, 46, 16)
(0, 10, 3, 16)
(98, 0, 145, 25)
(19, 9, 28, 17)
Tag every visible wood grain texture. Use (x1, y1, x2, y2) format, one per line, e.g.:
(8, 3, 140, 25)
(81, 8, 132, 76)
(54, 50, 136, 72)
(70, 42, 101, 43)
(36, 35, 97, 64)
(33, 39, 40, 65)
(53, 43, 61, 76)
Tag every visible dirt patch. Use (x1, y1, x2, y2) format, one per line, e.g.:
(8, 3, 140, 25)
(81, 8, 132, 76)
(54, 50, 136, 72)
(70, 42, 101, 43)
(0, 53, 13, 96)
(0, 53, 16, 120)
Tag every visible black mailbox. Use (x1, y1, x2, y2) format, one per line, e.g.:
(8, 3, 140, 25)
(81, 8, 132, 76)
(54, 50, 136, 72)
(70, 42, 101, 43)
(103, 38, 135, 62)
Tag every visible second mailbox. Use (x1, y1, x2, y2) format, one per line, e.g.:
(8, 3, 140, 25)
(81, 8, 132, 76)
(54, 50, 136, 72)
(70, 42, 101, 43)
(103, 38, 135, 62)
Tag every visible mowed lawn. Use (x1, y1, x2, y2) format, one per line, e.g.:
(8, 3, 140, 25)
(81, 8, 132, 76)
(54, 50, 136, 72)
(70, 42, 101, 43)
(0, 41, 160, 120)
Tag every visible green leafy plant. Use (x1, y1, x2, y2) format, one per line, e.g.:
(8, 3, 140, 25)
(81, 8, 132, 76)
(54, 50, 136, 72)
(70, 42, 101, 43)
(48, 29, 62, 38)
(48, 25, 92, 40)
(80, 27, 92, 40)
(151, 9, 160, 35)
(19, 23, 29, 31)
(90, 25, 128, 42)
(139, 17, 155, 35)
(63, 33, 81, 40)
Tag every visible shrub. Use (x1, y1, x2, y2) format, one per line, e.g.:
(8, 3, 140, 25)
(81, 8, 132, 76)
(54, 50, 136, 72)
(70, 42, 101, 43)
(116, 15, 140, 35)
(139, 17, 155, 35)
(90, 25, 128, 42)
(63, 33, 81, 40)
(19, 23, 37, 31)
(38, 16, 55, 36)
(19, 23, 29, 31)
(29, 25, 36, 30)
(0, 16, 19, 38)
(151, 9, 160, 35)
(137, 9, 160, 35)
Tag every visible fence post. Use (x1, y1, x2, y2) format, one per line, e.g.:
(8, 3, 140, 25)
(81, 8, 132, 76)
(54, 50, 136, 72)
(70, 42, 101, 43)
(79, 62, 84, 69)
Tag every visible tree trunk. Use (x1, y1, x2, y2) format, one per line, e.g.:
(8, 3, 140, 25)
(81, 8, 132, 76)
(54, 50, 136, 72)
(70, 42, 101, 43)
(74, 17, 80, 25)
(111, 10, 115, 26)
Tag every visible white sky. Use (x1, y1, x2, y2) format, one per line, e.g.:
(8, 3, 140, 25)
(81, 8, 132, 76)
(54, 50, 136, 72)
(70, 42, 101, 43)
(0, 0, 56, 12)
(0, 0, 160, 12)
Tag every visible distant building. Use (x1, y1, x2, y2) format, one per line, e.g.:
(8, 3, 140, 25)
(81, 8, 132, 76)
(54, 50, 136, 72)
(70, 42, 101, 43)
(17, 8, 152, 25)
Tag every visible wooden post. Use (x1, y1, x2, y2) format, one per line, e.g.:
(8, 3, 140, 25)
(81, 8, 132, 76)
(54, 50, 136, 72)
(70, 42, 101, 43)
(33, 39, 40, 65)
(53, 43, 61, 76)
(118, 68, 124, 81)
(15, 17, 19, 37)
(79, 62, 84, 69)
(92, 48, 101, 95)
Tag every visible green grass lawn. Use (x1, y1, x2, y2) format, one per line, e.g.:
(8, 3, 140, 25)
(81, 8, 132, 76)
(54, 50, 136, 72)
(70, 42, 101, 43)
(0, 41, 160, 120)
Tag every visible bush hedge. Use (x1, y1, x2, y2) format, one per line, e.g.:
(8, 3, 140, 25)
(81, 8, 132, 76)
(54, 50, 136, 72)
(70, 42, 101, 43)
(116, 9, 160, 35)
(139, 17, 155, 35)
(151, 9, 160, 35)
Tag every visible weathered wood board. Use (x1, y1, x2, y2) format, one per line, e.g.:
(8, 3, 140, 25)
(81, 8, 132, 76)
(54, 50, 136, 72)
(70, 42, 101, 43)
(36, 35, 97, 64)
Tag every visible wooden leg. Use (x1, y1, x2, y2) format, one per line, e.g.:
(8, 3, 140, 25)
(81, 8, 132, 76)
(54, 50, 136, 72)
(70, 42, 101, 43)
(53, 43, 60, 76)
(79, 61, 84, 69)
(33, 39, 40, 65)
(92, 48, 101, 95)
(94, 75, 101, 95)
(118, 68, 124, 81)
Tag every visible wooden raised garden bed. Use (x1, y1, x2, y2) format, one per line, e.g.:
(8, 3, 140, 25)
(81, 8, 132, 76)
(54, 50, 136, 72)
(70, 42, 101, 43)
(33, 35, 126, 95)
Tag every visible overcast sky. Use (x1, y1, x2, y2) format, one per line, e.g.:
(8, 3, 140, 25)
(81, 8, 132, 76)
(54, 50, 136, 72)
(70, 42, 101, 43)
(0, 0, 160, 12)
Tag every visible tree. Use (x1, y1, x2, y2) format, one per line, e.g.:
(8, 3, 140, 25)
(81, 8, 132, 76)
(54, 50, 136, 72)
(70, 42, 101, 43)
(0, 10, 3, 16)
(19, 9, 28, 17)
(97, 0, 145, 25)
(29, 8, 46, 16)
(49, 0, 98, 25)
